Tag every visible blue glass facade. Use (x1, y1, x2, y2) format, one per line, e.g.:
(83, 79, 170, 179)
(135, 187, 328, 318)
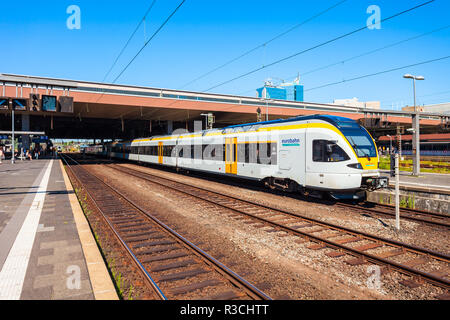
(256, 84, 304, 102)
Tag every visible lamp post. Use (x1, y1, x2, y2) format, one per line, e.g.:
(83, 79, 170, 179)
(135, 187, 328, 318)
(403, 74, 424, 176)
(11, 107, 15, 164)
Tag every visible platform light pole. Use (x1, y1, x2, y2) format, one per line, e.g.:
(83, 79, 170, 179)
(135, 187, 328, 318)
(403, 74, 424, 176)
(11, 106, 15, 164)
(395, 153, 400, 231)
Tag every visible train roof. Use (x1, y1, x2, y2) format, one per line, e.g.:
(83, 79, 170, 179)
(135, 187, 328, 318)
(224, 115, 360, 130)
(126, 115, 362, 143)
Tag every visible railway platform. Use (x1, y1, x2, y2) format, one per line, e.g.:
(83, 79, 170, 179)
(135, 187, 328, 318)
(0, 158, 117, 300)
(371, 171, 449, 214)
(380, 170, 450, 194)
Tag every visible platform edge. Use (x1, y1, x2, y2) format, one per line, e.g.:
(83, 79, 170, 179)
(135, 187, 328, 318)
(59, 159, 119, 300)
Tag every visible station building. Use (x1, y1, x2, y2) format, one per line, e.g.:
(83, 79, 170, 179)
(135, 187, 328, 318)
(256, 79, 304, 102)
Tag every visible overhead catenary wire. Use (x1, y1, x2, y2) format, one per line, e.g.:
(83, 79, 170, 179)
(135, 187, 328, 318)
(102, 0, 158, 83)
(178, 0, 348, 90)
(93, 0, 186, 105)
(203, 0, 436, 93)
(235, 23, 450, 96)
(381, 89, 450, 104)
(380, 89, 450, 109)
(292, 24, 450, 79)
(112, 0, 186, 84)
(305, 55, 450, 92)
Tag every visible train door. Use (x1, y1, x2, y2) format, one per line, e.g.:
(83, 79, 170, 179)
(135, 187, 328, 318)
(158, 142, 163, 164)
(305, 127, 335, 189)
(279, 132, 305, 186)
(225, 137, 237, 174)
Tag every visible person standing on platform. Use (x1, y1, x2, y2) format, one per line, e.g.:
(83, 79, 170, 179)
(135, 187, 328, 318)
(0, 146, 4, 164)
(26, 149, 32, 161)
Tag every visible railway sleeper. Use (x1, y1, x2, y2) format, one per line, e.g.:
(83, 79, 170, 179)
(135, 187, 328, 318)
(137, 245, 179, 256)
(152, 259, 198, 272)
(120, 226, 154, 233)
(375, 249, 405, 259)
(116, 222, 148, 229)
(122, 231, 158, 238)
(399, 278, 422, 289)
(170, 279, 222, 296)
(203, 290, 245, 300)
(353, 243, 383, 252)
(126, 233, 166, 243)
(157, 268, 209, 282)
(133, 239, 176, 249)
(345, 257, 369, 266)
(112, 218, 144, 224)
(141, 251, 189, 263)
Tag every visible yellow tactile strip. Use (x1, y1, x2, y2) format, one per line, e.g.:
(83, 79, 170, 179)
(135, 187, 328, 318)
(59, 160, 118, 300)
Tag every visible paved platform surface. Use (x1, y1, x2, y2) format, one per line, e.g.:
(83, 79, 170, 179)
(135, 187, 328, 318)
(0, 159, 116, 300)
(380, 170, 450, 193)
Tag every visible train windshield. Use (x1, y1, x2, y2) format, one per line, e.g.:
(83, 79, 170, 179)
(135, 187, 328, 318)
(342, 128, 377, 158)
(328, 117, 377, 158)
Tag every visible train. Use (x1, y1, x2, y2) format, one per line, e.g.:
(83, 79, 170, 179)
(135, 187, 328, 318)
(85, 115, 389, 200)
(392, 142, 449, 157)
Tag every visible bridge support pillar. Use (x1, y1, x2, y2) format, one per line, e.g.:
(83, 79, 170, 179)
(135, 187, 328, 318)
(167, 120, 173, 135)
(21, 114, 30, 153)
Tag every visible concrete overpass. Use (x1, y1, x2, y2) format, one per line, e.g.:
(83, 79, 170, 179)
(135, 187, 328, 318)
(0, 73, 449, 140)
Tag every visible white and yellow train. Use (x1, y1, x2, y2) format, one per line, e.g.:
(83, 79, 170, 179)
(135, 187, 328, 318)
(85, 115, 388, 199)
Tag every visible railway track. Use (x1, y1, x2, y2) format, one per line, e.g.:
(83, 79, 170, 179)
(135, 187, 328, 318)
(61, 154, 271, 300)
(78, 154, 450, 228)
(336, 202, 450, 229)
(106, 163, 450, 298)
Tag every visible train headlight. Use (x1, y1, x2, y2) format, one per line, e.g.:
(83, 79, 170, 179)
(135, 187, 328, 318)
(347, 163, 363, 169)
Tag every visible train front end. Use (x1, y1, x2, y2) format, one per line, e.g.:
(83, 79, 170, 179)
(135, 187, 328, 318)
(325, 116, 389, 199)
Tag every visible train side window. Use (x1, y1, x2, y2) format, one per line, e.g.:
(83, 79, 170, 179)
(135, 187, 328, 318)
(313, 140, 350, 162)
(212, 144, 223, 161)
(237, 144, 245, 163)
(163, 146, 173, 157)
(257, 143, 272, 165)
(244, 144, 250, 163)
(249, 143, 258, 164)
(203, 144, 219, 160)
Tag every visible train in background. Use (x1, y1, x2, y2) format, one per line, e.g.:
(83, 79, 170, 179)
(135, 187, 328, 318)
(377, 133, 450, 157)
(85, 115, 389, 200)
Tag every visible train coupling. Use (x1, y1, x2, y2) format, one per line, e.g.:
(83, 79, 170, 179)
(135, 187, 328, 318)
(362, 176, 389, 191)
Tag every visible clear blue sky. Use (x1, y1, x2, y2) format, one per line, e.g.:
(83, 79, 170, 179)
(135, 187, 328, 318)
(1, 0, 449, 109)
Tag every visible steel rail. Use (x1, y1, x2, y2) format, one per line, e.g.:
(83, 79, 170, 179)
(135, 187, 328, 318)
(336, 202, 450, 228)
(61, 154, 167, 300)
(107, 164, 450, 290)
(367, 202, 449, 219)
(62, 154, 271, 300)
